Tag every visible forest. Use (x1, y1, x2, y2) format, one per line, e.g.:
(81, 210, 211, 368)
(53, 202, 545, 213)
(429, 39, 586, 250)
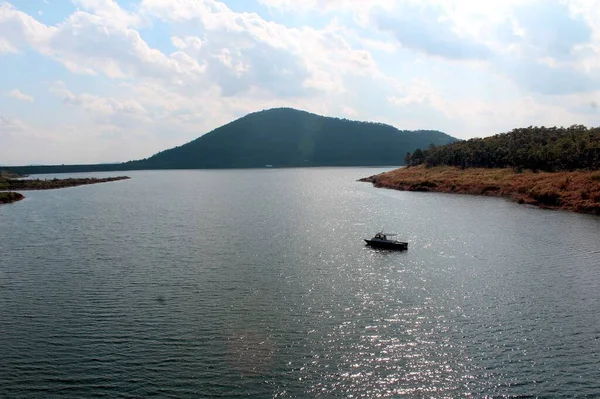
(404, 125, 600, 171)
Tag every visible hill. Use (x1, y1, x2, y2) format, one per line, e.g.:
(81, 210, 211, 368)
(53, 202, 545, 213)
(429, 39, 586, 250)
(129, 108, 456, 169)
(6, 108, 456, 174)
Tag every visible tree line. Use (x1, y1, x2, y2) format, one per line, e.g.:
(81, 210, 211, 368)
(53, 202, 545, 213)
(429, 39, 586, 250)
(405, 125, 600, 171)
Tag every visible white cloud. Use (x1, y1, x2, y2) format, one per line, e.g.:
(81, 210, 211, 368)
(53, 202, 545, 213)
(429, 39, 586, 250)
(510, 0, 591, 60)
(0, 3, 204, 83)
(372, 3, 491, 60)
(72, 0, 143, 28)
(141, 0, 314, 96)
(0, 3, 56, 52)
(0, 113, 28, 134)
(258, 0, 390, 15)
(341, 105, 357, 117)
(0, 114, 66, 165)
(0, 37, 17, 53)
(5, 89, 34, 102)
(140, 0, 378, 97)
(51, 82, 150, 128)
(47, 11, 206, 81)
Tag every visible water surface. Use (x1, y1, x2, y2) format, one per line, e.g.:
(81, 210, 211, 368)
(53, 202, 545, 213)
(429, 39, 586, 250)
(1, 168, 599, 397)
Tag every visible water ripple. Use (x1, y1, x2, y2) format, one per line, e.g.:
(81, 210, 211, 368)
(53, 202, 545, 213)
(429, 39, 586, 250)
(1, 169, 599, 398)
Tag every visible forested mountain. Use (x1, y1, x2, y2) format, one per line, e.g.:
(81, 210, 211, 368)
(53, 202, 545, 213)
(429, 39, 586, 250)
(405, 125, 600, 171)
(127, 108, 456, 169)
(6, 108, 456, 175)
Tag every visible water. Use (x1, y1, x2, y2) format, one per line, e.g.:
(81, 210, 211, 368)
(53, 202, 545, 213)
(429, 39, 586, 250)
(1, 168, 599, 398)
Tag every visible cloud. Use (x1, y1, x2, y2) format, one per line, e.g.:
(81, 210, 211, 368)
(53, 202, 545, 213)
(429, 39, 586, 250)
(2, 0, 600, 165)
(5, 89, 34, 102)
(384, 80, 600, 138)
(141, 0, 316, 97)
(258, 0, 390, 15)
(486, 0, 599, 95)
(140, 0, 376, 97)
(0, 3, 55, 52)
(0, 113, 28, 134)
(0, 37, 17, 53)
(0, 115, 65, 165)
(495, 56, 599, 95)
(0, 3, 204, 83)
(47, 11, 206, 81)
(51, 82, 150, 128)
(510, 0, 592, 60)
(259, 0, 351, 10)
(371, 3, 491, 60)
(72, 0, 143, 28)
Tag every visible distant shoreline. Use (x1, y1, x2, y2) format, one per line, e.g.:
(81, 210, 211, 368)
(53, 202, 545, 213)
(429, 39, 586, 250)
(4, 176, 130, 191)
(3, 164, 404, 175)
(0, 176, 130, 206)
(360, 165, 600, 215)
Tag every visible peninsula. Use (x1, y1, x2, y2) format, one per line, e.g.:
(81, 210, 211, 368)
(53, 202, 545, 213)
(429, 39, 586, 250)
(0, 171, 130, 205)
(361, 125, 600, 215)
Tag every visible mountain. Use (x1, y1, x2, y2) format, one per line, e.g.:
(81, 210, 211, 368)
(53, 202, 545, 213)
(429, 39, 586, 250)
(129, 108, 456, 169)
(7, 108, 457, 174)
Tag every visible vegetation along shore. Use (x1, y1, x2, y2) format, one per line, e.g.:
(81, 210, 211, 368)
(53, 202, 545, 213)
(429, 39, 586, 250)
(361, 125, 600, 215)
(0, 172, 130, 205)
(0, 192, 25, 205)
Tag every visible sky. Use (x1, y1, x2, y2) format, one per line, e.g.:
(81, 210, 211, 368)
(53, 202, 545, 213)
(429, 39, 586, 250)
(1, 0, 599, 165)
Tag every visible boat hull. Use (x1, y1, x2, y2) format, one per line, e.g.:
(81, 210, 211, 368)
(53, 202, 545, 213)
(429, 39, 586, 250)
(364, 239, 408, 250)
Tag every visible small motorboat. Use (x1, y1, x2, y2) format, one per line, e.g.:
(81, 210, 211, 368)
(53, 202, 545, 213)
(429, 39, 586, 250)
(364, 232, 408, 250)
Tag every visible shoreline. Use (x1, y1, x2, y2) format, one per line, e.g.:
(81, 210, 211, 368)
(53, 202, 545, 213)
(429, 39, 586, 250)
(360, 166, 600, 215)
(2, 176, 130, 191)
(0, 176, 130, 206)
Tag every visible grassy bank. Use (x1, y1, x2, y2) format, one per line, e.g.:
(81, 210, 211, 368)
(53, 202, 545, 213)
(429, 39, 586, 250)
(0, 192, 25, 204)
(360, 165, 600, 215)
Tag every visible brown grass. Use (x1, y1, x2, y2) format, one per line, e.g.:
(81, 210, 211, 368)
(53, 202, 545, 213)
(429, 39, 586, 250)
(360, 165, 600, 215)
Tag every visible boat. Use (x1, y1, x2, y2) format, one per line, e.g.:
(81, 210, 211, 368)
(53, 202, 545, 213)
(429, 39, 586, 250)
(364, 232, 408, 250)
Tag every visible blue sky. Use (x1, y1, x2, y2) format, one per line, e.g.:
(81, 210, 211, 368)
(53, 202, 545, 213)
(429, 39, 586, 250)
(1, 0, 599, 165)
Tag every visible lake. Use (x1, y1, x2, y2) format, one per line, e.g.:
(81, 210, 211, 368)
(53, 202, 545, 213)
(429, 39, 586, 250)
(1, 168, 599, 398)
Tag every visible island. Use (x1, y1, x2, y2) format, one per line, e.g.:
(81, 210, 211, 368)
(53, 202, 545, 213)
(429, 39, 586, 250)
(0, 171, 130, 205)
(360, 125, 600, 215)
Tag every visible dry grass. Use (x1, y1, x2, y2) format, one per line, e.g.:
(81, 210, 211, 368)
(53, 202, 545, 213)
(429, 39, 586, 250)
(360, 165, 600, 215)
